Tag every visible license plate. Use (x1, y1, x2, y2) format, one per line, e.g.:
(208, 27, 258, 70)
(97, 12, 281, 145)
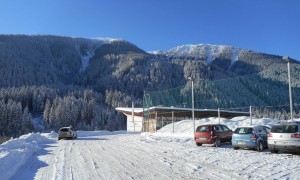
(238, 142, 246, 145)
(275, 141, 288, 145)
(198, 138, 206, 140)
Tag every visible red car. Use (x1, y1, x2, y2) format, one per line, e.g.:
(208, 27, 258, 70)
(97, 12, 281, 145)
(194, 124, 233, 147)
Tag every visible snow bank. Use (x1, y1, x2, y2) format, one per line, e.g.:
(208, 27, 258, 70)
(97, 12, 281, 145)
(0, 132, 56, 180)
(142, 116, 288, 142)
(158, 116, 281, 133)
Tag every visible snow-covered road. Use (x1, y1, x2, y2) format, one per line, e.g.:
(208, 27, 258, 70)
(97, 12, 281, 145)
(7, 131, 300, 180)
(2, 117, 300, 179)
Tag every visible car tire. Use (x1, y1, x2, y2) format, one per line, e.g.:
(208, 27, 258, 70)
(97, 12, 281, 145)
(256, 141, 264, 152)
(214, 139, 221, 147)
(58, 137, 61, 140)
(270, 148, 279, 154)
(196, 142, 202, 146)
(233, 146, 240, 150)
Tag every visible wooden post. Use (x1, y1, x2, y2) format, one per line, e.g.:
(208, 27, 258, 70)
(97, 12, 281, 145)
(218, 108, 220, 124)
(172, 111, 174, 133)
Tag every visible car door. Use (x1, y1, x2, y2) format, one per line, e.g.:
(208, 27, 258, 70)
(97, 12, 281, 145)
(254, 126, 265, 146)
(214, 125, 226, 142)
(261, 126, 270, 147)
(222, 125, 233, 142)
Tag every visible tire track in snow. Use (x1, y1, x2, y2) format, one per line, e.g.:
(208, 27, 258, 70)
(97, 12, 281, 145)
(15, 132, 300, 179)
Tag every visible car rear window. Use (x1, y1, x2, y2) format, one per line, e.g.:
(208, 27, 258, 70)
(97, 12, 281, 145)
(196, 126, 210, 132)
(271, 125, 298, 133)
(59, 128, 69, 132)
(263, 126, 271, 133)
(234, 127, 253, 134)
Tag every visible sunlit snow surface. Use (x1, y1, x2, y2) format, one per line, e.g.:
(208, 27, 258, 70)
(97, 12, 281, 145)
(1, 117, 300, 180)
(151, 44, 246, 64)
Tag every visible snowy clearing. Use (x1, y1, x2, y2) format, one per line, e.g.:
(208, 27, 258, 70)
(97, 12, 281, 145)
(1, 117, 300, 180)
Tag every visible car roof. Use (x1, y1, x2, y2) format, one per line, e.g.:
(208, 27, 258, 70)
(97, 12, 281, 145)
(197, 124, 226, 126)
(235, 126, 254, 128)
(235, 125, 265, 128)
(272, 121, 300, 126)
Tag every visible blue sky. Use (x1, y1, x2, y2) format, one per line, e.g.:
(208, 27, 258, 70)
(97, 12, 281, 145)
(0, 0, 299, 60)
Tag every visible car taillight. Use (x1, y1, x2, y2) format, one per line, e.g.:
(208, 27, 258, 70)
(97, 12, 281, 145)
(250, 134, 256, 140)
(291, 134, 300, 138)
(268, 133, 272, 137)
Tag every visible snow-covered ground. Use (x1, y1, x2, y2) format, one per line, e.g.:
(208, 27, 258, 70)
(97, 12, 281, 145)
(1, 117, 300, 180)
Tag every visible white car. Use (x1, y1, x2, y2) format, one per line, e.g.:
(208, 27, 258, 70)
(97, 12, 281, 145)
(268, 122, 300, 153)
(58, 126, 77, 140)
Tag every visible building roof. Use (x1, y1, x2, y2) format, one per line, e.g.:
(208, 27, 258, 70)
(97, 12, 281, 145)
(115, 106, 250, 118)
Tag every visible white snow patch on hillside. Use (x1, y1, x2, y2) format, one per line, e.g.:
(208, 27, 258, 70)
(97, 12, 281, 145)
(231, 48, 241, 64)
(156, 44, 248, 64)
(92, 37, 122, 43)
(80, 51, 94, 72)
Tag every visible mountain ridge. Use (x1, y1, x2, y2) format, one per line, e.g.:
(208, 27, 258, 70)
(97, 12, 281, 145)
(0, 34, 300, 134)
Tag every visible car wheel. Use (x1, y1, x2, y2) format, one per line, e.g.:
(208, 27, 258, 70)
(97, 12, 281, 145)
(233, 146, 240, 150)
(196, 142, 202, 146)
(58, 137, 61, 140)
(214, 139, 221, 147)
(270, 148, 279, 154)
(256, 141, 264, 152)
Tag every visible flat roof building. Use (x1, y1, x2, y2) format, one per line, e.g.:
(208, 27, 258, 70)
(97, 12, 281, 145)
(116, 106, 250, 132)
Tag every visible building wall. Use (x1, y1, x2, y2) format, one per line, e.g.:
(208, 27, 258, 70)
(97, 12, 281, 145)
(126, 115, 143, 132)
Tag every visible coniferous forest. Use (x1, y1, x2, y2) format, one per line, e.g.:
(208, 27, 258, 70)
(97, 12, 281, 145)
(0, 35, 300, 137)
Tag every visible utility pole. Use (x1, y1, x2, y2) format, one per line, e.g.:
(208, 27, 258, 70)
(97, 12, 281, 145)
(283, 56, 293, 122)
(218, 108, 220, 124)
(250, 106, 252, 125)
(188, 77, 195, 134)
(132, 101, 135, 132)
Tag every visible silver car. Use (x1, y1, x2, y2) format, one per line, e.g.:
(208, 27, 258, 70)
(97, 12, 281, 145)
(58, 126, 77, 140)
(268, 122, 300, 153)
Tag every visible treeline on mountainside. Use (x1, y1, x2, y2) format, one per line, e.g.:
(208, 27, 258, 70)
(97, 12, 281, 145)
(0, 35, 95, 87)
(1, 35, 300, 137)
(0, 86, 125, 137)
(77, 41, 189, 96)
(0, 100, 32, 137)
(146, 62, 300, 120)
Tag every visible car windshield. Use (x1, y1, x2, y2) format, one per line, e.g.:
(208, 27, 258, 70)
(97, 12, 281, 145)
(271, 125, 298, 133)
(59, 128, 69, 132)
(234, 127, 253, 134)
(196, 126, 210, 132)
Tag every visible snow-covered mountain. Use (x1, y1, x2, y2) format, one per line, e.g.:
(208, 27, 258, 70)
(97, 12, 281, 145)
(0, 34, 300, 136)
(151, 44, 248, 64)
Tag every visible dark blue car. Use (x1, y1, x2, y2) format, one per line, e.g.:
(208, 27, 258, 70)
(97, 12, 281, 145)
(232, 125, 270, 152)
